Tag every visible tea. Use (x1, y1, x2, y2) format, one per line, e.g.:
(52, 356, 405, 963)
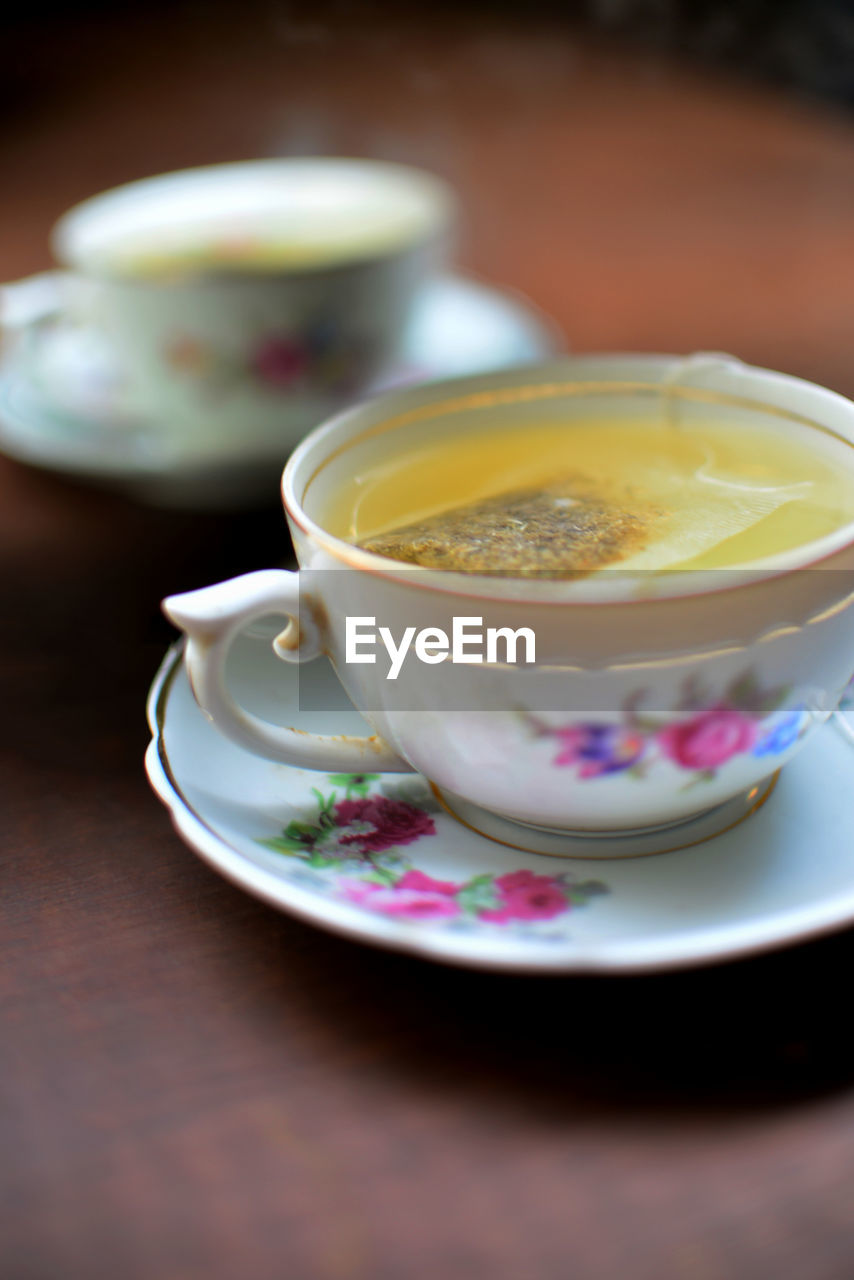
(108, 234, 386, 278)
(358, 481, 659, 576)
(321, 413, 854, 574)
(102, 208, 436, 280)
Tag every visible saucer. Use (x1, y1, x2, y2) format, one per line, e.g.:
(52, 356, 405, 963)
(0, 273, 562, 507)
(146, 629, 854, 973)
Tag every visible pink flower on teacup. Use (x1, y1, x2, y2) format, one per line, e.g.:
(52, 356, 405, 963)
(479, 870, 569, 923)
(250, 334, 309, 387)
(657, 706, 758, 771)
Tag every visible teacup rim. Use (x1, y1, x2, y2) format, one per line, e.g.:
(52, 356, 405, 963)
(281, 353, 854, 606)
(51, 156, 455, 279)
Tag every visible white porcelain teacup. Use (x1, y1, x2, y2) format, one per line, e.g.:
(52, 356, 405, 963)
(163, 355, 854, 842)
(48, 158, 454, 457)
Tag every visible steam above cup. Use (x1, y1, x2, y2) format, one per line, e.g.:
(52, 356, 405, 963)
(50, 158, 455, 458)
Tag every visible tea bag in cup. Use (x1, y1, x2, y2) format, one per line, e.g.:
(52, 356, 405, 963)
(360, 462, 812, 577)
(359, 478, 660, 576)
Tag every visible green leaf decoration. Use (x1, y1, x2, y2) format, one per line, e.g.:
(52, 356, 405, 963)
(371, 851, 408, 870)
(565, 879, 609, 904)
(628, 759, 652, 780)
(360, 866, 399, 887)
(381, 779, 441, 812)
(306, 851, 342, 869)
(724, 671, 759, 706)
(681, 768, 717, 790)
(457, 873, 498, 915)
(680, 673, 708, 711)
(622, 688, 650, 727)
(755, 685, 791, 717)
(327, 773, 381, 797)
(311, 788, 339, 824)
(518, 708, 551, 739)
(256, 835, 309, 856)
(284, 819, 320, 839)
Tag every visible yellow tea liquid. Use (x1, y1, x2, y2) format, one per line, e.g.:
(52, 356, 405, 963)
(111, 237, 370, 277)
(321, 413, 854, 573)
(105, 212, 426, 278)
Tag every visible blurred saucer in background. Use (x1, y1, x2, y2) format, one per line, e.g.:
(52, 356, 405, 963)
(0, 272, 562, 508)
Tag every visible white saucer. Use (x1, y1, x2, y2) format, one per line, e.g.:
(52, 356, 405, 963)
(145, 630, 854, 973)
(0, 273, 561, 507)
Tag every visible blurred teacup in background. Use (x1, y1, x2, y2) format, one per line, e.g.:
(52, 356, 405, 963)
(48, 158, 455, 459)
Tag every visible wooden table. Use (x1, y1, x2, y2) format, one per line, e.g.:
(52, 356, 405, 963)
(4, 7, 854, 1277)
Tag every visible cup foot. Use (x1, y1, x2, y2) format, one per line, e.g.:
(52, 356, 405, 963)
(430, 774, 779, 860)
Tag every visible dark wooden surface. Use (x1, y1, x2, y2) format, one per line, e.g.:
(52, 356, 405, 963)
(4, 7, 854, 1278)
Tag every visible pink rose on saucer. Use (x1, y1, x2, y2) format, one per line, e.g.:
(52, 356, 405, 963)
(334, 796, 436, 853)
(339, 871, 460, 920)
(396, 869, 459, 896)
(479, 870, 568, 923)
(657, 706, 758, 771)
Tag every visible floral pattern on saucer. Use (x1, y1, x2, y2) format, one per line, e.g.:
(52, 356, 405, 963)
(257, 773, 608, 931)
(146, 639, 854, 971)
(524, 670, 808, 786)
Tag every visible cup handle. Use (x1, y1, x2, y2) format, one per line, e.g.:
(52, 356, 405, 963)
(163, 569, 413, 773)
(0, 271, 68, 332)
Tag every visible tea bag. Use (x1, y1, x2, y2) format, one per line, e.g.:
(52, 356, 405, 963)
(614, 459, 813, 571)
(359, 480, 659, 576)
(359, 456, 814, 576)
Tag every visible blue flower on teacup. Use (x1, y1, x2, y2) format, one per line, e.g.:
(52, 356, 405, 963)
(752, 708, 805, 758)
(551, 724, 646, 777)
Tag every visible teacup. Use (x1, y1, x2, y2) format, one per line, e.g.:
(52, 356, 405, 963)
(50, 158, 454, 456)
(163, 354, 854, 841)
